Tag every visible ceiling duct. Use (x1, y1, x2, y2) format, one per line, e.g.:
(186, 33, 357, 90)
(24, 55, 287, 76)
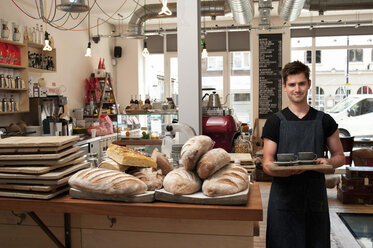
(127, 1, 230, 38)
(57, 0, 89, 13)
(304, 0, 373, 11)
(278, 0, 307, 21)
(226, 0, 255, 25)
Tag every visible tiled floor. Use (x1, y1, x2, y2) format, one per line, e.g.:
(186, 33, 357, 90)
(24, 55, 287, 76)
(253, 182, 373, 248)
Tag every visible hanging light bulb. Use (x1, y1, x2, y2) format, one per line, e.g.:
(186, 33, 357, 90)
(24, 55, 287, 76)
(159, 0, 172, 16)
(85, 42, 92, 57)
(142, 40, 149, 57)
(201, 41, 208, 58)
(43, 32, 52, 51)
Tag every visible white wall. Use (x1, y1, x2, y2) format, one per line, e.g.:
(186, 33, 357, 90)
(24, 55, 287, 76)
(115, 37, 142, 111)
(0, 2, 114, 126)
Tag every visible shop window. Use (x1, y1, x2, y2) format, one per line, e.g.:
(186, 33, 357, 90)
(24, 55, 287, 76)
(234, 93, 250, 102)
(348, 49, 363, 62)
(207, 56, 223, 71)
(305, 50, 321, 64)
(232, 52, 250, 70)
(357, 86, 373, 94)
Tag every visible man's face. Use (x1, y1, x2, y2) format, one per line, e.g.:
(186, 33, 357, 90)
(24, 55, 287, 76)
(283, 73, 311, 104)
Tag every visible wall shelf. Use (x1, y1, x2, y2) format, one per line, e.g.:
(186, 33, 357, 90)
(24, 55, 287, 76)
(28, 67, 56, 74)
(0, 39, 29, 114)
(0, 63, 26, 69)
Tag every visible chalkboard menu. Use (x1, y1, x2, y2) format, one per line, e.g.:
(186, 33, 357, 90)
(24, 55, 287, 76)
(259, 34, 282, 119)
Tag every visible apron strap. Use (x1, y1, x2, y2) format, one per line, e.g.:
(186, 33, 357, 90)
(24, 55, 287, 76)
(275, 111, 286, 121)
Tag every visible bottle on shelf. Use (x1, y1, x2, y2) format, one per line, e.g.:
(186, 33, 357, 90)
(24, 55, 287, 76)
(161, 133, 174, 158)
(39, 25, 44, 45)
(23, 26, 29, 41)
(35, 24, 40, 44)
(145, 95, 150, 104)
(32, 27, 36, 43)
(98, 58, 102, 69)
(138, 95, 143, 106)
(9, 96, 15, 112)
(130, 95, 134, 104)
(28, 27, 33, 42)
(134, 95, 138, 105)
(89, 97, 94, 115)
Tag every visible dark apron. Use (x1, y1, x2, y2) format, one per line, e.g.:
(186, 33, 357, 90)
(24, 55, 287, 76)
(266, 111, 330, 248)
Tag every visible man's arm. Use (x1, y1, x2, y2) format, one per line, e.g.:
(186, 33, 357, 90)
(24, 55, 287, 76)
(263, 138, 304, 177)
(317, 129, 345, 168)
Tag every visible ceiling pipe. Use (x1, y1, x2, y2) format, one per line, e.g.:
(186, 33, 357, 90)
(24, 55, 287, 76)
(127, 1, 230, 39)
(226, 0, 255, 24)
(304, 0, 373, 11)
(278, 0, 307, 22)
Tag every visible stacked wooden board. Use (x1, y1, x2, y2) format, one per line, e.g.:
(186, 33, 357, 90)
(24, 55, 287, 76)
(337, 166, 373, 204)
(0, 136, 89, 199)
(229, 153, 255, 174)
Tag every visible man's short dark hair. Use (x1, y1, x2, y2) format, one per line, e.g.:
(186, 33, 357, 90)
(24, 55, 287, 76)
(281, 61, 310, 84)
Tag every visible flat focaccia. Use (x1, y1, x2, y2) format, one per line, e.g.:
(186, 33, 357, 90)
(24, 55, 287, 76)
(106, 144, 157, 168)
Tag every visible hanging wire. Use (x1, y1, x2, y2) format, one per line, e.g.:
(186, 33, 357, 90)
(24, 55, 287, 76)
(49, 0, 128, 31)
(11, 0, 40, 19)
(96, 0, 140, 21)
(70, 12, 81, 20)
(13, 0, 129, 32)
(47, 0, 57, 21)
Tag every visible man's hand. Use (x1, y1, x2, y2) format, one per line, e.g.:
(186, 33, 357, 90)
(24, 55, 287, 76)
(316, 158, 329, 164)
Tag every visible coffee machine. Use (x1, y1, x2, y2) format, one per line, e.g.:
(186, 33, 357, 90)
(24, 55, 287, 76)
(201, 89, 238, 152)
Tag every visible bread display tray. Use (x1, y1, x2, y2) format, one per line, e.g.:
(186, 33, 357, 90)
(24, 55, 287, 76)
(268, 163, 333, 171)
(69, 188, 155, 203)
(155, 188, 249, 205)
(0, 186, 69, 199)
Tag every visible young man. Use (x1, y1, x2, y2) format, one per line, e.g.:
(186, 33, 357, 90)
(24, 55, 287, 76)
(262, 61, 345, 248)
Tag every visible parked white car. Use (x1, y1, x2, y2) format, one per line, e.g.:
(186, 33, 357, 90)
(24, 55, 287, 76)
(327, 95, 373, 137)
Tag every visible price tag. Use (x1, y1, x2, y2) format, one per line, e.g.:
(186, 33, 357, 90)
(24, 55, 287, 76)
(364, 177, 369, 186)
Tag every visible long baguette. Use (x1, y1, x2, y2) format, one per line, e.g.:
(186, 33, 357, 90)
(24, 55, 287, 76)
(68, 168, 147, 195)
(202, 164, 248, 197)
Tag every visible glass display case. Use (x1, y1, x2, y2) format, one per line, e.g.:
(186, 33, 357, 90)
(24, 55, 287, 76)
(115, 111, 178, 155)
(117, 111, 178, 138)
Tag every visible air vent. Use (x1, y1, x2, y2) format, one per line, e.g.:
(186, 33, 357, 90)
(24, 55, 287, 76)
(57, 0, 89, 13)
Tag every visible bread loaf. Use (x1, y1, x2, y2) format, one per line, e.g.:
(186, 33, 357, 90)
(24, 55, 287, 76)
(68, 168, 147, 195)
(128, 167, 163, 191)
(197, 148, 230, 179)
(106, 144, 157, 168)
(180, 135, 213, 171)
(151, 148, 174, 175)
(163, 167, 201, 195)
(99, 159, 129, 172)
(202, 164, 248, 197)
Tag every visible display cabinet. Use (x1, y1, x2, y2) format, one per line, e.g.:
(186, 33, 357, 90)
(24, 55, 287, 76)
(117, 111, 178, 138)
(115, 111, 178, 154)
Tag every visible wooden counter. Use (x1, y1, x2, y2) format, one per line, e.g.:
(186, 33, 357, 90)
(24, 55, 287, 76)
(0, 184, 262, 221)
(0, 184, 263, 248)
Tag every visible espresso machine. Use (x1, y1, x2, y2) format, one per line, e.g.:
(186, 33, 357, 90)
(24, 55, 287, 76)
(202, 89, 238, 152)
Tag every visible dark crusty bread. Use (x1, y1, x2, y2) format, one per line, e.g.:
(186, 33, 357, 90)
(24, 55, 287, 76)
(180, 135, 213, 171)
(151, 148, 174, 175)
(202, 164, 248, 197)
(163, 167, 201, 195)
(68, 168, 147, 195)
(197, 148, 230, 179)
(128, 167, 163, 191)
